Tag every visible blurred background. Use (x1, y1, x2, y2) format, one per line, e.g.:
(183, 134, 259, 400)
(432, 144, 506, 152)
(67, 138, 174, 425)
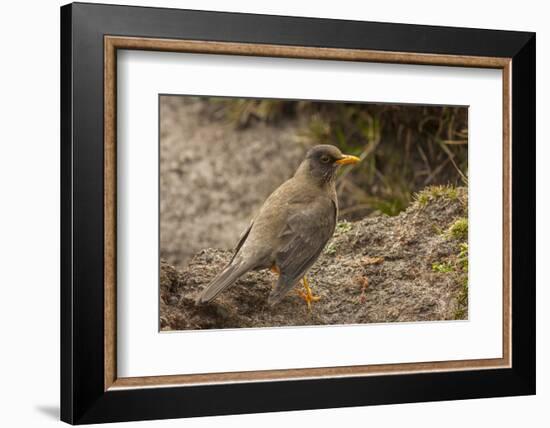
(160, 95, 467, 269)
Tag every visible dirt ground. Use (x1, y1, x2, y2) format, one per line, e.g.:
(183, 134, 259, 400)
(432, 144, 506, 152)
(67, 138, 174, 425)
(160, 187, 468, 330)
(160, 96, 308, 269)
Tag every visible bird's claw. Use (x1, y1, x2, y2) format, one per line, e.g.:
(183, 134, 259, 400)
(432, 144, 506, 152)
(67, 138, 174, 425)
(297, 290, 321, 311)
(297, 277, 321, 311)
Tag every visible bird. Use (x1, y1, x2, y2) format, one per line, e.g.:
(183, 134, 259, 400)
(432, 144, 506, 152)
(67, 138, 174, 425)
(195, 144, 360, 309)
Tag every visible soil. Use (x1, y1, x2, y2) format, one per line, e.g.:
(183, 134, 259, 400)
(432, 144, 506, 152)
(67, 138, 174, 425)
(160, 187, 468, 330)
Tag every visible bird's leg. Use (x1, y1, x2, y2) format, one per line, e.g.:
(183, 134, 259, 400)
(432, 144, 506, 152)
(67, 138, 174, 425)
(270, 265, 280, 295)
(297, 276, 321, 311)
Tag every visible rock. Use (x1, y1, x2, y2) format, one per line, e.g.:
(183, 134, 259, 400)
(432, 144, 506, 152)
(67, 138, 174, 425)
(160, 187, 469, 330)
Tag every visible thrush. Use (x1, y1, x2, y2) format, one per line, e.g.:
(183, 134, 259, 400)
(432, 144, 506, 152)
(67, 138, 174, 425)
(196, 144, 360, 309)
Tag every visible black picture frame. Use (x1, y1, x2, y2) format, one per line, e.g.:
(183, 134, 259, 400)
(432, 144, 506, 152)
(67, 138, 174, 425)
(61, 2, 535, 424)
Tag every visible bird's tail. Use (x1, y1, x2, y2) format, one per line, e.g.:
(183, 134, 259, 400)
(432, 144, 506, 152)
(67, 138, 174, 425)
(196, 258, 252, 304)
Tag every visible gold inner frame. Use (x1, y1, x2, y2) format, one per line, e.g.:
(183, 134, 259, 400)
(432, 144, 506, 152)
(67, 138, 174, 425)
(104, 35, 512, 391)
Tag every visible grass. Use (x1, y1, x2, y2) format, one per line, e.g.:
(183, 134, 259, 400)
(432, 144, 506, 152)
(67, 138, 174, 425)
(414, 185, 460, 207)
(446, 217, 468, 240)
(432, 261, 454, 273)
(453, 302, 467, 319)
(454, 242, 469, 319)
(335, 220, 353, 234)
(324, 242, 337, 256)
(431, 222, 468, 319)
(457, 242, 468, 271)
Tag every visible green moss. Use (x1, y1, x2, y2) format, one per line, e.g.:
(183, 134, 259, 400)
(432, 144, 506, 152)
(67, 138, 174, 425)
(415, 192, 430, 206)
(453, 242, 469, 320)
(447, 217, 468, 240)
(324, 243, 337, 255)
(432, 224, 444, 235)
(336, 220, 353, 234)
(453, 306, 466, 319)
(414, 185, 459, 207)
(457, 242, 468, 271)
(432, 261, 453, 273)
(457, 278, 468, 306)
(453, 277, 469, 320)
(432, 240, 468, 319)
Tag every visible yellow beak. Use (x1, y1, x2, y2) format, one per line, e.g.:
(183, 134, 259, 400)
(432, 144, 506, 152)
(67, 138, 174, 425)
(335, 154, 361, 165)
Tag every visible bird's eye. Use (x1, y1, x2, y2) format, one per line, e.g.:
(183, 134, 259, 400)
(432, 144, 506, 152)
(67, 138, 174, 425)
(320, 155, 331, 163)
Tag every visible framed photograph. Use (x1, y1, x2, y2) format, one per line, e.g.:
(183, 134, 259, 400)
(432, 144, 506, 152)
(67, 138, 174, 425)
(60, 2, 535, 424)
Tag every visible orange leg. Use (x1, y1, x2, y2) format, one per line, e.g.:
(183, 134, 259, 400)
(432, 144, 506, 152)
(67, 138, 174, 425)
(297, 276, 321, 311)
(271, 266, 320, 311)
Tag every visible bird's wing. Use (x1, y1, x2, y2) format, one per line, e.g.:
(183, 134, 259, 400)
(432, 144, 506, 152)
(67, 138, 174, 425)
(269, 197, 336, 304)
(277, 197, 337, 276)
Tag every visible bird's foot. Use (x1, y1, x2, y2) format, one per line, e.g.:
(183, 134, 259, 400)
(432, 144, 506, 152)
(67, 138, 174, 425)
(297, 276, 321, 311)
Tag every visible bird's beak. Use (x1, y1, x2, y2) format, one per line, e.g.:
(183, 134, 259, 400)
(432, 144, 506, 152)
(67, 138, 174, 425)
(335, 154, 361, 165)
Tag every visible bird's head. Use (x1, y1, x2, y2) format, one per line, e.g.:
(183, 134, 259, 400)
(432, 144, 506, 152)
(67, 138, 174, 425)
(298, 144, 361, 185)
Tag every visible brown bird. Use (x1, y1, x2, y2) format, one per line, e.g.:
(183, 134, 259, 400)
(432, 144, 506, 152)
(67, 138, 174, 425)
(196, 145, 360, 309)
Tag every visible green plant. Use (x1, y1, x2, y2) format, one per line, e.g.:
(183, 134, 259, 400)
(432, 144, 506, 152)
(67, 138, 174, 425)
(335, 220, 353, 234)
(414, 185, 459, 207)
(447, 217, 468, 240)
(432, 261, 453, 273)
(453, 242, 468, 319)
(324, 243, 337, 255)
(457, 242, 468, 271)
